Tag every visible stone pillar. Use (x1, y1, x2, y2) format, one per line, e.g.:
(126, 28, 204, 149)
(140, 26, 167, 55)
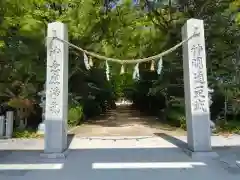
(44, 22, 68, 155)
(182, 19, 212, 153)
(5, 111, 14, 138)
(0, 116, 5, 138)
(37, 83, 46, 134)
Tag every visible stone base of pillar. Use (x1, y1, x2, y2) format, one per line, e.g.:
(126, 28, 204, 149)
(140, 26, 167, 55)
(183, 148, 219, 159)
(37, 122, 45, 134)
(40, 149, 69, 159)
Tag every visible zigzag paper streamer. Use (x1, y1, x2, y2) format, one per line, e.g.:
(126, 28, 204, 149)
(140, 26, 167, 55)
(120, 65, 125, 74)
(83, 53, 91, 70)
(133, 63, 140, 81)
(150, 60, 155, 71)
(157, 57, 163, 75)
(105, 60, 110, 81)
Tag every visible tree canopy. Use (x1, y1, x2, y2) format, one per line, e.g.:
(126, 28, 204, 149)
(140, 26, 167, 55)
(0, 0, 240, 131)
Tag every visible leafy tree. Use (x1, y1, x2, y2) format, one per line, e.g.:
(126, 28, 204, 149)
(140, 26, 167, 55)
(0, 0, 239, 131)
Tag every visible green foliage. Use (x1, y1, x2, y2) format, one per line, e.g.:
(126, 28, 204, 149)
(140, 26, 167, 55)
(13, 128, 43, 138)
(0, 0, 240, 133)
(68, 105, 84, 126)
(165, 97, 186, 130)
(124, 0, 240, 131)
(111, 73, 134, 99)
(0, 0, 116, 129)
(216, 119, 240, 134)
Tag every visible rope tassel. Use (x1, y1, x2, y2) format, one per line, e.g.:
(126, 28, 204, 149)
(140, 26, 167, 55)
(105, 60, 110, 81)
(120, 65, 125, 74)
(83, 53, 91, 70)
(157, 57, 163, 75)
(150, 60, 155, 71)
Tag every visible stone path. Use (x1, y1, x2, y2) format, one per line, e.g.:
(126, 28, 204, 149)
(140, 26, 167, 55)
(70, 106, 186, 137)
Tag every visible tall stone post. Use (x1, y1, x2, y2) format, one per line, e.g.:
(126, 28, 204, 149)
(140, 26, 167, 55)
(44, 22, 68, 156)
(37, 83, 46, 134)
(5, 111, 14, 138)
(182, 19, 216, 157)
(0, 116, 5, 138)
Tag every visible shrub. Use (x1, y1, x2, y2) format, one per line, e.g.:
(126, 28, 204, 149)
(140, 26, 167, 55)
(179, 115, 187, 130)
(13, 128, 43, 138)
(166, 109, 186, 129)
(216, 119, 240, 134)
(68, 105, 83, 126)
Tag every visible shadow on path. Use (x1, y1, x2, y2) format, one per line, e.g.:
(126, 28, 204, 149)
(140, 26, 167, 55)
(67, 134, 75, 149)
(154, 133, 188, 149)
(71, 105, 185, 137)
(85, 106, 151, 127)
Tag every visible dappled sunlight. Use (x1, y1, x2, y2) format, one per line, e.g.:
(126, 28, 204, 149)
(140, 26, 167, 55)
(115, 99, 133, 106)
(71, 106, 186, 137)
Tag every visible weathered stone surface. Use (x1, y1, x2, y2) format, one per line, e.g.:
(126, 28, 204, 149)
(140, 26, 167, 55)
(45, 22, 68, 154)
(182, 19, 211, 152)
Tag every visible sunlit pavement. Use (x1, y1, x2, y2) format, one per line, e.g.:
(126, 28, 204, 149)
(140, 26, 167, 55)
(70, 106, 186, 137)
(0, 135, 240, 180)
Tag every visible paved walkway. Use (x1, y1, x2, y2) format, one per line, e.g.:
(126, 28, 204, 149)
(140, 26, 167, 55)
(0, 106, 239, 179)
(70, 106, 186, 136)
(0, 136, 240, 180)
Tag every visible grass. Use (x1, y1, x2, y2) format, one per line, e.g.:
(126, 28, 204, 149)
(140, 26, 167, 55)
(12, 125, 78, 138)
(166, 110, 240, 135)
(215, 120, 240, 135)
(13, 128, 43, 138)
